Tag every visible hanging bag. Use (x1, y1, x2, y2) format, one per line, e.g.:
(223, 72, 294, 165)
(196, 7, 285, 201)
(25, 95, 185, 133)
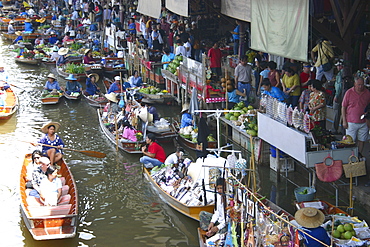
(227, 151, 237, 169)
(342, 155, 367, 178)
(315, 155, 343, 182)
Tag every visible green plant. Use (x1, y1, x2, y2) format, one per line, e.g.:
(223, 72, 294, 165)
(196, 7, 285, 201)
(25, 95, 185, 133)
(64, 63, 85, 74)
(70, 42, 83, 50)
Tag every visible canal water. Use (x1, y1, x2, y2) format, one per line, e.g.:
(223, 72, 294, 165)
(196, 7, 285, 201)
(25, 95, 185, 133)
(0, 37, 199, 246)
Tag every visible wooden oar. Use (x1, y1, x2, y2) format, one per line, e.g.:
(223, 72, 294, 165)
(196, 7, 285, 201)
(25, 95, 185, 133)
(34, 143, 106, 158)
(10, 83, 26, 92)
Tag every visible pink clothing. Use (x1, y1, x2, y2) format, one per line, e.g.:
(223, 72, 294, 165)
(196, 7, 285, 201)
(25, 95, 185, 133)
(83, 55, 96, 64)
(122, 127, 137, 142)
(342, 87, 370, 123)
(208, 48, 222, 68)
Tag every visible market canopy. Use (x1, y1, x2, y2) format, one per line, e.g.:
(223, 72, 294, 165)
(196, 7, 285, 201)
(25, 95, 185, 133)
(166, 0, 189, 17)
(137, 0, 162, 18)
(250, 0, 309, 62)
(221, 0, 251, 22)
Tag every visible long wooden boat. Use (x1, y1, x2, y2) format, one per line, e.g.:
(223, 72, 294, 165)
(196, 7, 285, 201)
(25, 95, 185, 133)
(20, 154, 78, 240)
(97, 108, 145, 154)
(146, 124, 177, 142)
(15, 57, 41, 65)
(0, 87, 18, 120)
(40, 92, 63, 105)
(103, 57, 126, 76)
(82, 91, 107, 107)
(143, 166, 214, 221)
(176, 133, 217, 151)
(63, 91, 82, 100)
(2, 32, 43, 41)
(56, 65, 86, 82)
(0, 25, 23, 31)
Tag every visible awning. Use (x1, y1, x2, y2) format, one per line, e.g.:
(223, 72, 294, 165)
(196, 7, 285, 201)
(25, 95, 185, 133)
(250, 0, 309, 62)
(137, 0, 162, 18)
(221, 0, 251, 22)
(166, 0, 189, 17)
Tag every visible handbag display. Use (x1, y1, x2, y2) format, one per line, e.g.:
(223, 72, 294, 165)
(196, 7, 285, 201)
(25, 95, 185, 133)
(342, 155, 367, 178)
(315, 155, 343, 182)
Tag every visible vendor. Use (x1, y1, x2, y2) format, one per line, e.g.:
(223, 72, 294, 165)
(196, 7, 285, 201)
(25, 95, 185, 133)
(13, 31, 23, 44)
(128, 70, 143, 88)
(161, 47, 175, 69)
(64, 74, 82, 95)
(260, 78, 286, 102)
(24, 18, 33, 33)
(34, 35, 44, 46)
(140, 133, 166, 168)
(227, 82, 246, 109)
(44, 73, 61, 92)
(164, 147, 184, 166)
(107, 76, 123, 94)
(309, 79, 326, 129)
(199, 177, 227, 237)
(50, 46, 60, 62)
(83, 49, 96, 64)
(180, 103, 193, 128)
(295, 207, 330, 247)
(56, 48, 69, 66)
(84, 73, 100, 96)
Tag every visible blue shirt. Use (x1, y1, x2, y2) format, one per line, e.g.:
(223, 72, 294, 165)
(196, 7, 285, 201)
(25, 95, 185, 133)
(39, 133, 64, 154)
(49, 36, 58, 45)
(262, 86, 286, 102)
(44, 81, 61, 91)
(57, 55, 68, 66)
(227, 90, 240, 103)
(181, 112, 192, 128)
(66, 81, 82, 92)
(128, 76, 143, 88)
(260, 69, 270, 79)
(108, 82, 121, 93)
(128, 23, 136, 34)
(300, 227, 330, 247)
(85, 78, 98, 95)
(162, 53, 175, 69)
(24, 22, 33, 32)
(14, 36, 23, 43)
(233, 25, 239, 41)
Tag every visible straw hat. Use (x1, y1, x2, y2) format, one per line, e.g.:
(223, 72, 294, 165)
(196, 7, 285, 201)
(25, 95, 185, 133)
(181, 103, 189, 113)
(84, 48, 91, 55)
(65, 74, 77, 81)
(87, 73, 99, 82)
(47, 73, 56, 80)
(24, 18, 31, 23)
(58, 47, 69, 56)
(36, 17, 46, 23)
(41, 122, 61, 133)
(9, 20, 14, 24)
(337, 135, 355, 145)
(105, 92, 118, 103)
(295, 207, 325, 228)
(15, 31, 22, 36)
(137, 107, 153, 122)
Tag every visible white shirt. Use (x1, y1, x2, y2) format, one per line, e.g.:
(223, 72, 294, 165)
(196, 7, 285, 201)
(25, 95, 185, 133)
(175, 45, 186, 56)
(184, 42, 192, 57)
(82, 18, 91, 26)
(40, 177, 62, 206)
(165, 153, 179, 165)
(211, 194, 226, 231)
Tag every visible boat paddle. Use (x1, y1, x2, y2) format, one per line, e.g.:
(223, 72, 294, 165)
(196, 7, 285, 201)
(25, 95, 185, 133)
(9, 83, 26, 92)
(29, 142, 106, 158)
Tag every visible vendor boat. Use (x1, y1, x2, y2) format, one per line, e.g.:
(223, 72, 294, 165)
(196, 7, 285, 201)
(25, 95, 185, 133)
(56, 64, 86, 82)
(40, 91, 63, 105)
(146, 123, 177, 143)
(0, 87, 19, 120)
(102, 57, 126, 77)
(15, 57, 42, 65)
(97, 108, 145, 154)
(143, 166, 214, 221)
(0, 24, 23, 32)
(19, 154, 78, 240)
(82, 91, 107, 107)
(63, 91, 82, 100)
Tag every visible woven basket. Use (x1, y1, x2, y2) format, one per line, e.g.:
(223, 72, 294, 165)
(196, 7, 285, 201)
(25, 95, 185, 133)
(343, 155, 367, 178)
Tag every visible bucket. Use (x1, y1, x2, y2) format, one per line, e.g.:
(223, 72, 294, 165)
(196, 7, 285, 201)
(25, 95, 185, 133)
(294, 187, 316, 202)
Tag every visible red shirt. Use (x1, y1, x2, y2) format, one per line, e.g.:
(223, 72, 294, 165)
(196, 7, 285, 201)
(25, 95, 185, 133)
(342, 87, 370, 123)
(208, 48, 222, 68)
(148, 142, 166, 163)
(300, 71, 315, 89)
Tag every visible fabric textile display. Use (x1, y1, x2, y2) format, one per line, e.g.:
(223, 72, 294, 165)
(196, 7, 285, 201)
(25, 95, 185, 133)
(315, 155, 343, 182)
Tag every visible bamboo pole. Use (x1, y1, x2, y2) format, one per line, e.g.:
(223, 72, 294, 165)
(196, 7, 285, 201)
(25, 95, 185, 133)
(114, 114, 119, 151)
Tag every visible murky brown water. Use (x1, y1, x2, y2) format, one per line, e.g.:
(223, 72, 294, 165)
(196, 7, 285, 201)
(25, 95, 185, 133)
(0, 37, 199, 246)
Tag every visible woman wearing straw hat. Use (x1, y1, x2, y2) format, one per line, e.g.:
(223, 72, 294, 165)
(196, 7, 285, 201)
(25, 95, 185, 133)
(180, 103, 193, 128)
(13, 31, 23, 44)
(105, 92, 119, 115)
(84, 73, 100, 96)
(44, 73, 62, 92)
(64, 74, 82, 96)
(24, 18, 34, 33)
(36, 122, 64, 166)
(295, 207, 330, 247)
(83, 49, 96, 64)
(56, 47, 69, 66)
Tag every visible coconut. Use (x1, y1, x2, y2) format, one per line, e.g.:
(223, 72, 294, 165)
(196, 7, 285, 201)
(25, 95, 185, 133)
(221, 82, 226, 88)
(226, 79, 232, 85)
(221, 78, 226, 83)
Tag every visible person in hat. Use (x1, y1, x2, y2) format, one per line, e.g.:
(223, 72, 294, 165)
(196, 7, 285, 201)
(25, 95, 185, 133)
(24, 18, 33, 33)
(128, 70, 143, 88)
(199, 177, 227, 237)
(48, 32, 58, 45)
(331, 60, 344, 134)
(56, 47, 69, 66)
(83, 49, 96, 64)
(44, 73, 62, 92)
(7, 20, 15, 34)
(50, 46, 60, 61)
(105, 92, 119, 115)
(16, 43, 25, 57)
(84, 73, 100, 96)
(139, 133, 166, 168)
(36, 122, 64, 166)
(13, 31, 23, 44)
(337, 135, 355, 145)
(295, 207, 330, 247)
(180, 103, 193, 128)
(64, 74, 82, 96)
(45, 24, 56, 35)
(300, 63, 316, 89)
(108, 76, 124, 94)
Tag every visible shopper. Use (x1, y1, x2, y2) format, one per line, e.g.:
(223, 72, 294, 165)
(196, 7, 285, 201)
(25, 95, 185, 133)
(207, 42, 222, 79)
(234, 55, 252, 105)
(331, 61, 344, 134)
(282, 68, 301, 108)
(311, 38, 334, 81)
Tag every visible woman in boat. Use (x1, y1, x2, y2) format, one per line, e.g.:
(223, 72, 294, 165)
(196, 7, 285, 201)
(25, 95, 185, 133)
(13, 31, 23, 44)
(107, 76, 123, 94)
(24, 18, 33, 33)
(39, 166, 62, 206)
(56, 47, 69, 66)
(37, 122, 64, 166)
(105, 92, 120, 115)
(128, 70, 143, 88)
(83, 49, 96, 64)
(295, 207, 330, 247)
(84, 73, 100, 96)
(64, 74, 82, 96)
(7, 20, 15, 34)
(140, 133, 166, 168)
(29, 156, 51, 205)
(199, 177, 227, 237)
(44, 73, 61, 92)
(25, 150, 43, 189)
(180, 103, 193, 128)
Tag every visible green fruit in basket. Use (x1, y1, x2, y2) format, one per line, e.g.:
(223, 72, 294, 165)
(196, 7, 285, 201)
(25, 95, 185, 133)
(230, 116, 237, 121)
(332, 230, 341, 238)
(337, 225, 345, 233)
(344, 231, 353, 239)
(344, 223, 353, 231)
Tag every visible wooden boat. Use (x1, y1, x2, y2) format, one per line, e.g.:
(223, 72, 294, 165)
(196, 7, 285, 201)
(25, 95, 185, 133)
(40, 92, 63, 105)
(2, 32, 43, 41)
(0, 25, 23, 31)
(97, 108, 145, 154)
(85, 64, 103, 74)
(15, 57, 41, 65)
(143, 166, 214, 221)
(103, 57, 127, 77)
(140, 92, 175, 105)
(56, 65, 86, 82)
(82, 91, 107, 107)
(295, 200, 349, 218)
(63, 91, 82, 100)
(176, 132, 217, 151)
(20, 154, 78, 240)
(146, 123, 177, 142)
(0, 87, 18, 120)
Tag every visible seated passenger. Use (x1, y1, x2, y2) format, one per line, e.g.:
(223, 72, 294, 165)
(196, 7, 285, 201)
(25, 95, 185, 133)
(26, 150, 43, 189)
(29, 157, 50, 205)
(140, 133, 166, 168)
(39, 166, 62, 206)
(64, 74, 82, 95)
(56, 48, 69, 66)
(44, 73, 61, 92)
(37, 122, 64, 166)
(108, 76, 124, 94)
(180, 103, 193, 128)
(84, 73, 100, 96)
(164, 147, 184, 166)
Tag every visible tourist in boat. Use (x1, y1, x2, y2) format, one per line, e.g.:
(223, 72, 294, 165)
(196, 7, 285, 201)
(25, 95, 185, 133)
(83, 49, 96, 64)
(39, 166, 62, 206)
(44, 73, 61, 92)
(84, 73, 100, 96)
(260, 78, 286, 102)
(37, 122, 64, 166)
(56, 47, 69, 66)
(29, 156, 51, 205)
(128, 70, 143, 88)
(140, 133, 166, 168)
(105, 92, 120, 115)
(180, 103, 193, 128)
(7, 20, 15, 34)
(107, 76, 123, 94)
(295, 207, 330, 247)
(24, 18, 33, 33)
(199, 177, 227, 237)
(164, 147, 184, 166)
(25, 150, 43, 189)
(64, 74, 82, 96)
